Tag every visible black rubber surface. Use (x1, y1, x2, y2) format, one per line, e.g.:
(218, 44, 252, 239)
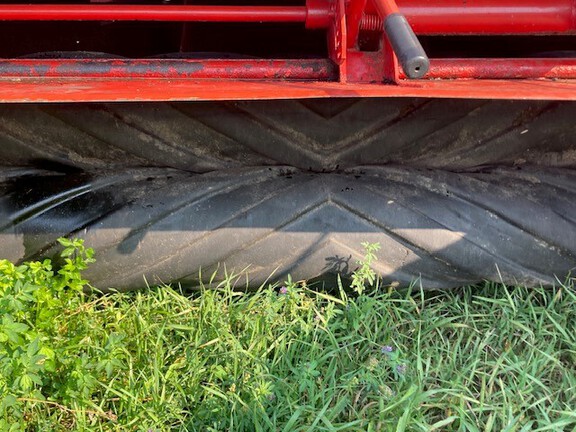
(2, 99, 576, 172)
(1, 166, 575, 290)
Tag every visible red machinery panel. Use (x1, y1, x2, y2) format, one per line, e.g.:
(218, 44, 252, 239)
(0, 0, 574, 102)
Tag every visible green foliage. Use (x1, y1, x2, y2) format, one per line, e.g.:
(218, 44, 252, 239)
(350, 241, 381, 295)
(0, 240, 575, 431)
(0, 238, 96, 430)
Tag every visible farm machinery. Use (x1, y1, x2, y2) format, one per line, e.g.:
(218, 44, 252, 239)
(1, 0, 576, 290)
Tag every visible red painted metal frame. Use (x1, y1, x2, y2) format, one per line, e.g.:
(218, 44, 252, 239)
(0, 4, 331, 29)
(0, 5, 309, 23)
(374, 0, 399, 17)
(399, 0, 576, 35)
(0, 1, 573, 34)
(1, 78, 575, 102)
(371, 0, 402, 82)
(0, 0, 575, 101)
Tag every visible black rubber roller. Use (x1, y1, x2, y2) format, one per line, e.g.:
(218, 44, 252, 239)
(1, 100, 575, 173)
(385, 13, 429, 79)
(1, 166, 575, 291)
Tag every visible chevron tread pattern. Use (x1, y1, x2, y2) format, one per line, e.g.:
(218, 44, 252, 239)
(1, 99, 575, 172)
(1, 166, 575, 290)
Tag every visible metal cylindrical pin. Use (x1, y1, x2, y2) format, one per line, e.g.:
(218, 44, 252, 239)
(384, 13, 429, 79)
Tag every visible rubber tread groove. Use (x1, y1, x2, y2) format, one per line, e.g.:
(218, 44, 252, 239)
(1, 166, 574, 290)
(2, 99, 576, 172)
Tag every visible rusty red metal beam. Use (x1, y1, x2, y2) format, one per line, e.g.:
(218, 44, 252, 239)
(2, 57, 575, 82)
(398, 59, 576, 80)
(0, 59, 337, 80)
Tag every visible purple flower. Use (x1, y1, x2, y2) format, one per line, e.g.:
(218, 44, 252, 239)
(396, 364, 407, 375)
(279, 286, 288, 295)
(381, 345, 394, 354)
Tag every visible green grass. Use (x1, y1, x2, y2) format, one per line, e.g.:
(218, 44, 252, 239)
(1, 241, 575, 431)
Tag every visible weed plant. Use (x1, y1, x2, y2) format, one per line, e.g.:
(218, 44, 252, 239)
(0, 241, 575, 431)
